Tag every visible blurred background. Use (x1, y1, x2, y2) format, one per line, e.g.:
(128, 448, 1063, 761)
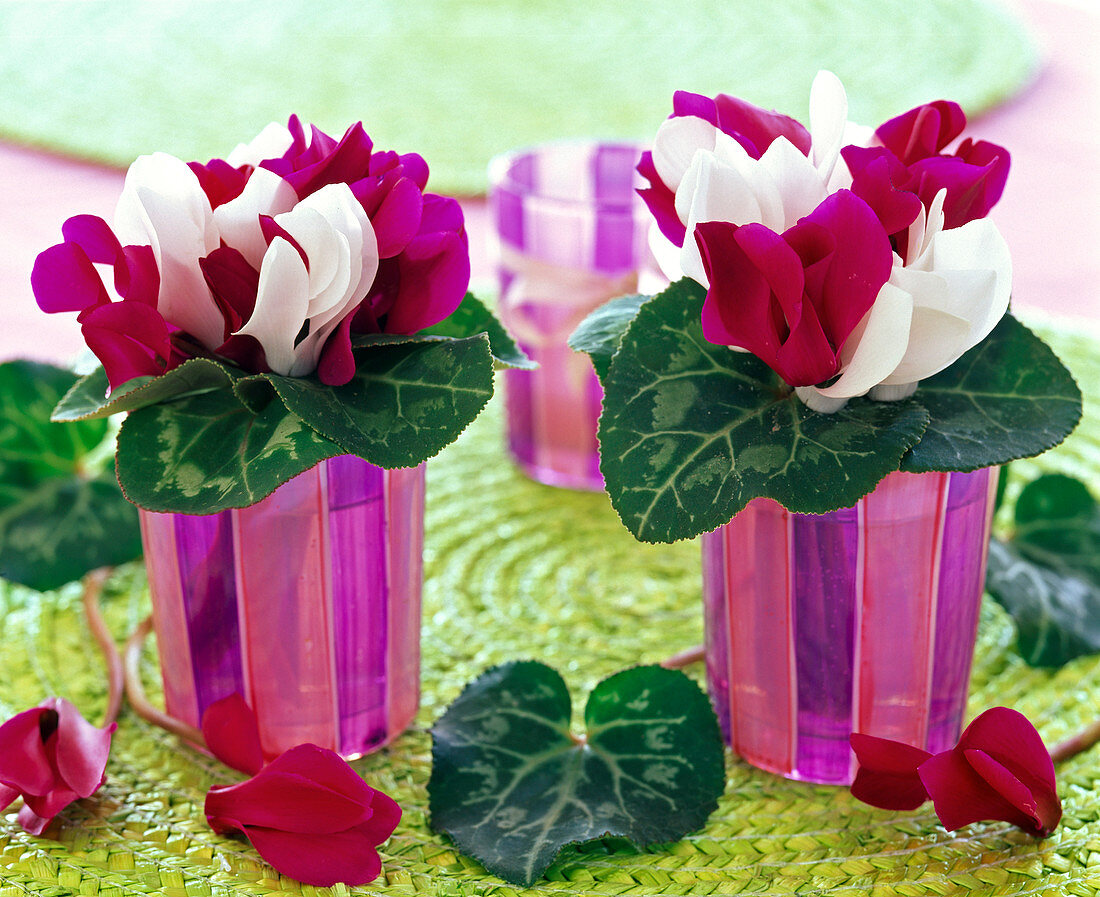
(1, 0, 1096, 365)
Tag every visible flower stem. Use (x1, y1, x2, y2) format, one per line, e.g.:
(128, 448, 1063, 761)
(123, 615, 204, 744)
(1051, 719, 1100, 764)
(81, 568, 123, 727)
(661, 644, 705, 670)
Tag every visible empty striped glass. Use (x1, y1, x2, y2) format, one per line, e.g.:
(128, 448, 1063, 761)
(140, 456, 424, 760)
(702, 467, 998, 785)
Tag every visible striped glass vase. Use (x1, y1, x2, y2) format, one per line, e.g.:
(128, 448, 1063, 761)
(489, 141, 654, 491)
(139, 455, 424, 760)
(702, 467, 998, 785)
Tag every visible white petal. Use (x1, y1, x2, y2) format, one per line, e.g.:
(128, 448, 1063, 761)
(928, 217, 1011, 342)
(815, 281, 914, 398)
(648, 222, 686, 284)
(759, 137, 828, 229)
(226, 122, 294, 168)
(878, 303, 973, 385)
(809, 70, 848, 183)
(213, 168, 298, 268)
(114, 153, 224, 348)
(653, 115, 718, 191)
(236, 238, 311, 375)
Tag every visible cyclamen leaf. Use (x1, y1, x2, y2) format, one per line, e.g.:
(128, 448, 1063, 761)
(51, 357, 239, 422)
(598, 279, 929, 542)
(986, 473, 1100, 667)
(266, 335, 494, 469)
(420, 292, 535, 369)
(115, 387, 344, 514)
(901, 314, 1082, 473)
(429, 661, 725, 887)
(569, 293, 649, 383)
(985, 539, 1100, 668)
(0, 361, 141, 590)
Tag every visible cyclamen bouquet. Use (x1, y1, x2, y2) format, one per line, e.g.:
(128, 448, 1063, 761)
(33, 117, 526, 514)
(571, 72, 1081, 543)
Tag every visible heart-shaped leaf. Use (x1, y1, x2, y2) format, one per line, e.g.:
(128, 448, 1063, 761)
(900, 314, 1081, 473)
(51, 357, 238, 422)
(568, 293, 648, 383)
(265, 335, 494, 469)
(115, 387, 345, 513)
(429, 661, 726, 887)
(597, 279, 929, 542)
(420, 292, 534, 369)
(0, 361, 141, 590)
(986, 473, 1100, 667)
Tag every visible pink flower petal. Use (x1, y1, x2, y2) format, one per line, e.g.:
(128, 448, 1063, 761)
(918, 746, 1042, 833)
(204, 745, 374, 834)
(50, 698, 115, 798)
(31, 242, 109, 314)
(383, 230, 469, 334)
(61, 214, 124, 265)
(357, 788, 401, 843)
(791, 189, 892, 348)
(81, 300, 173, 390)
(713, 92, 812, 158)
(119, 245, 161, 306)
(200, 694, 264, 777)
(0, 707, 56, 796)
(317, 309, 358, 386)
(200, 246, 261, 337)
(849, 733, 932, 810)
(397, 152, 429, 190)
(0, 784, 18, 811)
(371, 177, 424, 258)
(187, 158, 250, 209)
(956, 707, 1058, 795)
(637, 150, 686, 246)
(243, 824, 384, 886)
(17, 803, 54, 837)
(876, 101, 967, 165)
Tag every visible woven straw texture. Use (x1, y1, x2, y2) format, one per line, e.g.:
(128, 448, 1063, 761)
(1, 316, 1099, 896)
(0, 0, 1034, 196)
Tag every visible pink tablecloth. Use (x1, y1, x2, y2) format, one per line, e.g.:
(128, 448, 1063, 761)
(2, 0, 1096, 368)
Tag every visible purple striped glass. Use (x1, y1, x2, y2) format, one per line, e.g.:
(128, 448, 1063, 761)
(489, 142, 654, 490)
(139, 456, 424, 760)
(702, 468, 998, 785)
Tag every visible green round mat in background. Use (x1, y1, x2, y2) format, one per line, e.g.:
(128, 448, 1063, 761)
(0, 0, 1034, 195)
(0, 316, 1099, 896)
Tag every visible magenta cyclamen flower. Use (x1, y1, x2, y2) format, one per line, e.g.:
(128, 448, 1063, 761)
(31, 117, 470, 390)
(850, 707, 1062, 838)
(199, 694, 401, 887)
(843, 100, 1010, 246)
(0, 698, 116, 835)
(695, 189, 892, 388)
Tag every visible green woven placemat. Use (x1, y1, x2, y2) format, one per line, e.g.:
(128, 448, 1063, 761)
(0, 0, 1034, 196)
(1, 316, 1098, 897)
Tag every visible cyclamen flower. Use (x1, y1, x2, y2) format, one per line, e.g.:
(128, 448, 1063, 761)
(0, 698, 116, 835)
(200, 694, 401, 887)
(640, 71, 872, 287)
(32, 117, 469, 390)
(640, 73, 1012, 410)
(850, 707, 1062, 838)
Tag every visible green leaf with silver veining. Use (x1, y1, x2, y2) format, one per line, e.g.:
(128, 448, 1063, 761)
(598, 279, 929, 543)
(420, 292, 535, 369)
(429, 661, 725, 887)
(115, 387, 344, 513)
(569, 293, 649, 383)
(0, 477, 143, 591)
(264, 335, 494, 469)
(986, 473, 1100, 667)
(0, 360, 141, 590)
(901, 313, 1082, 472)
(51, 357, 239, 422)
(986, 539, 1100, 668)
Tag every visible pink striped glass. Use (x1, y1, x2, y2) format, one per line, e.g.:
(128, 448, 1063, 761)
(702, 468, 998, 785)
(490, 142, 653, 490)
(139, 456, 424, 760)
